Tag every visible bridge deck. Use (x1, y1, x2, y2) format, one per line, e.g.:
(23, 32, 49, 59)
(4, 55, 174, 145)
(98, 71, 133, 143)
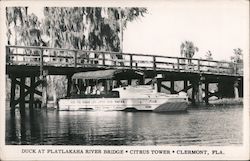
(6, 45, 243, 77)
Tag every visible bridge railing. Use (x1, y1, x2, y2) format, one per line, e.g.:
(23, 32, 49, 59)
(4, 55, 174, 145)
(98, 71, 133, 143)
(6, 45, 243, 76)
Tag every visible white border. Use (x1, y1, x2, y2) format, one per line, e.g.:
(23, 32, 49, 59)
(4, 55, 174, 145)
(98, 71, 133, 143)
(0, 0, 249, 160)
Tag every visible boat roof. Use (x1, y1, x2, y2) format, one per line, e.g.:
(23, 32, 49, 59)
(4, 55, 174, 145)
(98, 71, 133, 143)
(72, 69, 144, 80)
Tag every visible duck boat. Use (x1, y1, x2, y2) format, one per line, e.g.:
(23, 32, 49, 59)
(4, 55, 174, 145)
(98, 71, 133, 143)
(58, 70, 188, 112)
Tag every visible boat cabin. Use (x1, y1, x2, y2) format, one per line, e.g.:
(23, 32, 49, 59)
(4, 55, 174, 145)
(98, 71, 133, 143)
(68, 69, 145, 98)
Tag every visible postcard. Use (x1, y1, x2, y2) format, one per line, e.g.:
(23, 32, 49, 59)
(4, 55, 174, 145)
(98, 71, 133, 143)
(0, 0, 249, 160)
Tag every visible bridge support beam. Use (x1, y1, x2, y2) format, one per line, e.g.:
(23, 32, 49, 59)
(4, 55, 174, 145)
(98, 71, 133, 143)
(66, 75, 72, 97)
(157, 79, 162, 92)
(10, 75, 16, 114)
(29, 76, 35, 112)
(170, 80, 175, 94)
(9, 74, 43, 112)
(234, 79, 239, 99)
(184, 80, 188, 92)
(41, 76, 48, 109)
(139, 75, 145, 85)
(128, 79, 132, 85)
(191, 77, 203, 105)
(198, 80, 203, 103)
(19, 77, 26, 116)
(191, 80, 197, 105)
(204, 81, 209, 105)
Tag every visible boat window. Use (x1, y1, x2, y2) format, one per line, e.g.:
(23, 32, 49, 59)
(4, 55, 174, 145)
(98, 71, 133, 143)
(111, 91, 120, 98)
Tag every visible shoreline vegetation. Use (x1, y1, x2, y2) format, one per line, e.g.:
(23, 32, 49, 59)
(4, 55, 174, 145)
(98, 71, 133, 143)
(207, 98, 243, 106)
(188, 98, 243, 107)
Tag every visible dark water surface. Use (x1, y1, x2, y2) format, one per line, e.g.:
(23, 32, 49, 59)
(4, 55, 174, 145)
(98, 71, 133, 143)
(6, 105, 243, 146)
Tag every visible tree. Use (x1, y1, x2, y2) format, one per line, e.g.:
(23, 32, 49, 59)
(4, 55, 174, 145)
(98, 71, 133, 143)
(6, 7, 147, 52)
(231, 48, 243, 63)
(6, 7, 43, 46)
(205, 50, 213, 60)
(41, 7, 147, 50)
(180, 40, 199, 64)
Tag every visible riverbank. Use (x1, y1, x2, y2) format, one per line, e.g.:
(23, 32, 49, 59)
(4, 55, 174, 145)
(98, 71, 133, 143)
(187, 98, 243, 109)
(209, 98, 243, 106)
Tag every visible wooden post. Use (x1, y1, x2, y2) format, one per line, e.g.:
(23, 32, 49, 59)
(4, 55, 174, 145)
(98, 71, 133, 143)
(170, 80, 175, 94)
(139, 75, 145, 85)
(40, 49, 44, 76)
(130, 55, 133, 68)
(128, 79, 132, 85)
(197, 80, 203, 103)
(103, 80, 108, 93)
(177, 58, 180, 71)
(19, 77, 25, 116)
(197, 60, 200, 72)
(234, 80, 239, 99)
(234, 63, 237, 75)
(51, 76, 58, 108)
(102, 52, 105, 65)
(41, 75, 48, 108)
(191, 79, 198, 105)
(157, 79, 162, 92)
(74, 51, 77, 67)
(184, 80, 188, 92)
(153, 56, 156, 71)
(29, 76, 35, 111)
(205, 81, 209, 105)
(107, 80, 111, 91)
(66, 75, 72, 97)
(10, 75, 16, 113)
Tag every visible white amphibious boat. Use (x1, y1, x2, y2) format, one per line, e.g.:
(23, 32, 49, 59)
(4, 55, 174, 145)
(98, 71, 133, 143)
(58, 70, 188, 112)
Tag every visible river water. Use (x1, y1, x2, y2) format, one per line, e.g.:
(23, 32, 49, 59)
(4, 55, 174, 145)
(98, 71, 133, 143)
(5, 105, 243, 146)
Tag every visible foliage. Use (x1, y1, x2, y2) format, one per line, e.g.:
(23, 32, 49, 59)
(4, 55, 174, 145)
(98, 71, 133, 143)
(41, 7, 147, 52)
(6, 7, 42, 46)
(180, 40, 199, 59)
(6, 7, 147, 52)
(205, 50, 213, 60)
(231, 48, 243, 63)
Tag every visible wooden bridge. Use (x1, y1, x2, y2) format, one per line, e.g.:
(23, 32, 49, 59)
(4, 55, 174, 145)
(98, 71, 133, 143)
(6, 45, 243, 112)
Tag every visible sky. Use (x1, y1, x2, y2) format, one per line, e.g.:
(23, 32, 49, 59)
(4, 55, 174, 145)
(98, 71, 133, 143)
(28, 0, 249, 61)
(123, 1, 249, 61)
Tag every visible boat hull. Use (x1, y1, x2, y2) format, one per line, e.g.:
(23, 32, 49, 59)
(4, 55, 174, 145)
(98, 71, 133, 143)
(58, 97, 188, 112)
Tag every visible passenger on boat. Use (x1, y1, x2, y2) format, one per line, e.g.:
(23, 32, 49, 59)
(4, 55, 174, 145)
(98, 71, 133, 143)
(71, 84, 80, 96)
(85, 86, 91, 95)
(91, 85, 97, 95)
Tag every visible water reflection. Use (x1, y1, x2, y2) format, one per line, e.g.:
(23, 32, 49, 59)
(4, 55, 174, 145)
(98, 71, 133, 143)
(6, 106, 243, 145)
